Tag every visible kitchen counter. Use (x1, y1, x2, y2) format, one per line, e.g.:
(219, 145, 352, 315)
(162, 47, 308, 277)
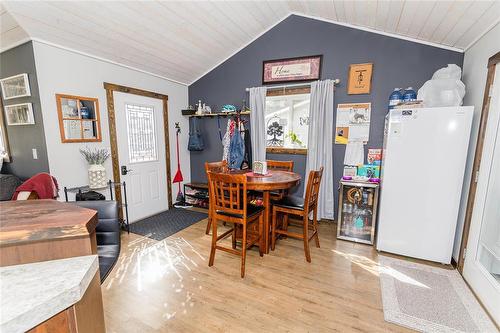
(0, 255, 99, 333)
(0, 199, 98, 246)
(0, 199, 99, 267)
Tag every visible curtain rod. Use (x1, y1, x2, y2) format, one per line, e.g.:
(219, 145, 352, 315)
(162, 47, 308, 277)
(245, 79, 340, 92)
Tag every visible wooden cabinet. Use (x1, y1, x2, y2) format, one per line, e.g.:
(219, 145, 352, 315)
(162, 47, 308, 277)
(27, 271, 105, 333)
(56, 94, 101, 143)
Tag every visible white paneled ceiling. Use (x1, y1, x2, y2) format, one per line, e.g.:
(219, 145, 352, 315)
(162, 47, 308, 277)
(0, 3, 29, 50)
(1, 1, 499, 85)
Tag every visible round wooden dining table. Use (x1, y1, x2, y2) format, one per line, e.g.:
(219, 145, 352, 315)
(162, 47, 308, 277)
(244, 170, 301, 253)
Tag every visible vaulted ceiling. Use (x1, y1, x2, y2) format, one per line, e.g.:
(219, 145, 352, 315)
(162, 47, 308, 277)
(2, 1, 499, 85)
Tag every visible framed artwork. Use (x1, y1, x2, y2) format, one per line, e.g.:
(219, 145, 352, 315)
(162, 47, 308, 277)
(4, 103, 35, 125)
(0, 74, 31, 100)
(263, 55, 322, 85)
(347, 63, 373, 95)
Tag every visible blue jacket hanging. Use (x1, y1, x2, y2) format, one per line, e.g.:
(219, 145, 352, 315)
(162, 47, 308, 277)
(229, 126, 245, 169)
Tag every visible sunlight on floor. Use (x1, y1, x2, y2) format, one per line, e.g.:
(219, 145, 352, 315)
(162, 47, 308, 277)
(332, 249, 429, 289)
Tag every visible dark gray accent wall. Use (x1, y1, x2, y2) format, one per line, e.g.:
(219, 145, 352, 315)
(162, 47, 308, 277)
(188, 15, 464, 212)
(0, 41, 49, 179)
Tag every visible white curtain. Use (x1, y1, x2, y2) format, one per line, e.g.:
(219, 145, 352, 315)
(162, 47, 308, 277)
(249, 87, 267, 162)
(305, 80, 335, 220)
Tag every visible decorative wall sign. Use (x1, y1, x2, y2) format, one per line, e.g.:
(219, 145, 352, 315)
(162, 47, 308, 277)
(347, 63, 373, 94)
(263, 55, 322, 84)
(0, 74, 31, 100)
(4, 103, 35, 125)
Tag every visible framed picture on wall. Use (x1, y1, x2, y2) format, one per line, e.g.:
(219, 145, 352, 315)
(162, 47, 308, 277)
(0, 74, 31, 100)
(4, 103, 35, 125)
(347, 63, 373, 94)
(262, 55, 322, 85)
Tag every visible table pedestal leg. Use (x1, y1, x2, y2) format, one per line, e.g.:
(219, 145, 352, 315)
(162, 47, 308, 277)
(263, 191, 271, 254)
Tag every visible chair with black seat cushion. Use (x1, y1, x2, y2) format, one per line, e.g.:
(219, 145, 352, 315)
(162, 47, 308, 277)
(204, 160, 228, 235)
(207, 172, 264, 278)
(271, 167, 323, 262)
(74, 200, 121, 283)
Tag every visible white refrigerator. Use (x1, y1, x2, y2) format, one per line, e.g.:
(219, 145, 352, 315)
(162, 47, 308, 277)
(376, 106, 473, 264)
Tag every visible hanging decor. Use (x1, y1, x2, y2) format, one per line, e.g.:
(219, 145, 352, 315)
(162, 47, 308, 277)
(266, 116, 284, 147)
(262, 55, 322, 84)
(347, 63, 373, 95)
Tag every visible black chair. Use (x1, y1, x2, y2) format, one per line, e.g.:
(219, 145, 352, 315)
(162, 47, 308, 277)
(74, 200, 121, 283)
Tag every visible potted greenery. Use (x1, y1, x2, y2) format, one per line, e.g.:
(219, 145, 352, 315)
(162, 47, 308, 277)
(286, 131, 305, 148)
(80, 147, 110, 189)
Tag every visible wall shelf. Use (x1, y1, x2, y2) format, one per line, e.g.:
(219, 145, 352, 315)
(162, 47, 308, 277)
(56, 94, 102, 143)
(187, 111, 250, 118)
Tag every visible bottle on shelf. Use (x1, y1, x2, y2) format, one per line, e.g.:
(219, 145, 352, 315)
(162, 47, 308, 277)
(403, 87, 417, 102)
(388, 88, 403, 111)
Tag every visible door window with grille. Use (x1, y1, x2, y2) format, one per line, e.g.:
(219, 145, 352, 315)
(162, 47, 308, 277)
(125, 103, 158, 163)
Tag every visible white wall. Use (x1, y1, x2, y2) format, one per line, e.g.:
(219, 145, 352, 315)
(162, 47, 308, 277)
(32, 41, 190, 202)
(453, 23, 500, 260)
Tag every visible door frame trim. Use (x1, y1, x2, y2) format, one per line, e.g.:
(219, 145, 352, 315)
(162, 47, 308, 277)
(103, 82, 173, 220)
(458, 52, 500, 272)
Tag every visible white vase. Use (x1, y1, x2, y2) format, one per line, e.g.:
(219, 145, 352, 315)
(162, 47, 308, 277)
(88, 164, 107, 189)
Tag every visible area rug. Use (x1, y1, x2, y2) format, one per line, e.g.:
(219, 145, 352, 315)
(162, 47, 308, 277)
(378, 256, 498, 333)
(129, 208, 207, 241)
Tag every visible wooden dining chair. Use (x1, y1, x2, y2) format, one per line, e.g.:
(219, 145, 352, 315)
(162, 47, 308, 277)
(266, 160, 294, 172)
(266, 160, 294, 200)
(207, 172, 264, 278)
(271, 167, 323, 262)
(204, 160, 228, 234)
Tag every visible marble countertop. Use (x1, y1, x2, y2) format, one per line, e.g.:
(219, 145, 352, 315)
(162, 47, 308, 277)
(0, 255, 98, 333)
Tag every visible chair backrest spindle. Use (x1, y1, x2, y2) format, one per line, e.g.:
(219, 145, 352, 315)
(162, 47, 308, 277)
(304, 167, 324, 214)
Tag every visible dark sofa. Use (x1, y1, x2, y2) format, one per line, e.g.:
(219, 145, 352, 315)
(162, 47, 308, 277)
(74, 200, 121, 283)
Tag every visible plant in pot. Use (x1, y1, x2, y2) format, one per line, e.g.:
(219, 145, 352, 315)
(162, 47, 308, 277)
(286, 131, 305, 148)
(80, 147, 110, 189)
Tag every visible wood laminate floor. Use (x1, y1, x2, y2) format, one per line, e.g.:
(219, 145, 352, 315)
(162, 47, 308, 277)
(101, 219, 415, 332)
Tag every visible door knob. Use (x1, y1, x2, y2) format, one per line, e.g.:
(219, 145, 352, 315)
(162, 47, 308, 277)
(121, 165, 133, 175)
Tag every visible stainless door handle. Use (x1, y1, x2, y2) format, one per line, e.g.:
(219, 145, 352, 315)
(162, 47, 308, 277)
(121, 165, 133, 175)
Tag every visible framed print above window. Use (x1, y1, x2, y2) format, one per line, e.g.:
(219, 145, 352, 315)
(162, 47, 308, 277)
(263, 55, 322, 85)
(4, 103, 35, 125)
(0, 74, 31, 100)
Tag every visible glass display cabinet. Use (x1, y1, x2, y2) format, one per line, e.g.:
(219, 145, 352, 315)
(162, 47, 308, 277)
(337, 180, 380, 245)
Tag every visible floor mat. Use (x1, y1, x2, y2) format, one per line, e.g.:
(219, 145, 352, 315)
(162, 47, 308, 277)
(129, 208, 207, 241)
(378, 256, 498, 333)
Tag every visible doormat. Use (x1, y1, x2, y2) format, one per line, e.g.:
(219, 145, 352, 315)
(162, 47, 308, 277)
(378, 256, 498, 333)
(129, 208, 207, 241)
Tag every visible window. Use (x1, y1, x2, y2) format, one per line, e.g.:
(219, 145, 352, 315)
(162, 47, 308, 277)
(265, 89, 310, 154)
(126, 103, 158, 163)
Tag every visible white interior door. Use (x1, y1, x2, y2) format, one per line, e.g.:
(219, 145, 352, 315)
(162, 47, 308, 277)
(114, 92, 168, 222)
(463, 64, 500, 325)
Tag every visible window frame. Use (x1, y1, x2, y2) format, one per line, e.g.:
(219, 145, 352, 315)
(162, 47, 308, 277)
(0, 96, 11, 162)
(265, 86, 310, 155)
